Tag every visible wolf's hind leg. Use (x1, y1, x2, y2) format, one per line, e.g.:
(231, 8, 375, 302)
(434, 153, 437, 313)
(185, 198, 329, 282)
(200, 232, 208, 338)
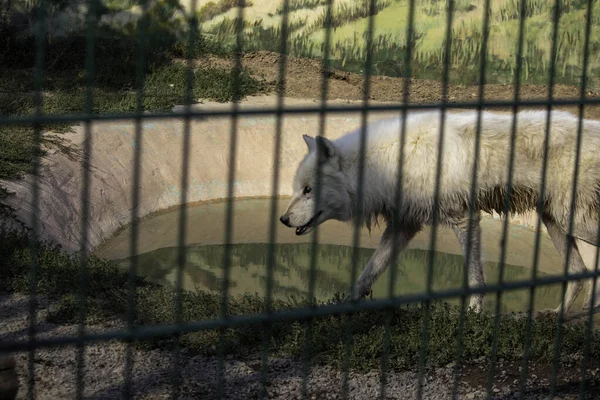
(539, 213, 586, 316)
(351, 221, 421, 300)
(582, 275, 600, 311)
(578, 242, 600, 311)
(451, 212, 485, 313)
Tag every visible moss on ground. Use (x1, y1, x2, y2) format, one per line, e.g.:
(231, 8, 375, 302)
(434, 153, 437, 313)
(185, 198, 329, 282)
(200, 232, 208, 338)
(2, 229, 599, 372)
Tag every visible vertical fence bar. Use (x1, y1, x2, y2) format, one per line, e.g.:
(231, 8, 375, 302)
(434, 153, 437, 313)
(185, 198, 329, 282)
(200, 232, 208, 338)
(549, 0, 588, 395)
(216, 1, 246, 396)
(379, 0, 417, 397)
(416, 0, 455, 398)
(171, 1, 198, 398)
(259, 0, 291, 398)
(517, 0, 563, 397)
(580, 255, 600, 397)
(27, 0, 48, 397)
(124, 0, 151, 396)
(75, 0, 99, 398)
(299, 0, 334, 397)
(579, 3, 600, 386)
(486, 0, 528, 396)
(451, 0, 491, 398)
(340, 0, 377, 397)
(572, 5, 596, 397)
(579, 3, 600, 390)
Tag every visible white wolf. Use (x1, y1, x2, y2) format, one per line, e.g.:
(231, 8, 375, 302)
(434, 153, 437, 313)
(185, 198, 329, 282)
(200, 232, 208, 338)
(279, 109, 600, 315)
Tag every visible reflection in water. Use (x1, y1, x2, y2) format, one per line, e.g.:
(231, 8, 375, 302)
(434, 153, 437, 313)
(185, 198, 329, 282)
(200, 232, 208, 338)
(112, 243, 565, 314)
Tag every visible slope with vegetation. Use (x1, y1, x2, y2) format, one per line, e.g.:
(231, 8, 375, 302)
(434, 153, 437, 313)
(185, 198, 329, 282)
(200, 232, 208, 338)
(199, 0, 600, 88)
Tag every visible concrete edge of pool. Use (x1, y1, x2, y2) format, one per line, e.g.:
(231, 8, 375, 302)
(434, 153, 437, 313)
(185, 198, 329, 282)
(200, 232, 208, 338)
(2, 95, 598, 271)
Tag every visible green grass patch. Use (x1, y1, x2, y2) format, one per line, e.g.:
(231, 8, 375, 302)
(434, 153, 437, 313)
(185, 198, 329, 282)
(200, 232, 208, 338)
(2, 228, 599, 371)
(2, 64, 264, 116)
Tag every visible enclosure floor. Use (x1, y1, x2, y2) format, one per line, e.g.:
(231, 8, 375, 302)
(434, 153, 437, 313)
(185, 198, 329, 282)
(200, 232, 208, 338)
(2, 293, 599, 400)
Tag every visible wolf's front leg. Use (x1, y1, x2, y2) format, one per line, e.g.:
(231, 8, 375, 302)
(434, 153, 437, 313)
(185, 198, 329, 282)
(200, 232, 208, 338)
(350, 221, 421, 300)
(451, 212, 485, 313)
(538, 213, 586, 317)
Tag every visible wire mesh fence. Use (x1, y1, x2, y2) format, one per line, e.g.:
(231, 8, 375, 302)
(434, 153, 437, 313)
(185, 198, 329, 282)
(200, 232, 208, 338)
(1, 0, 600, 399)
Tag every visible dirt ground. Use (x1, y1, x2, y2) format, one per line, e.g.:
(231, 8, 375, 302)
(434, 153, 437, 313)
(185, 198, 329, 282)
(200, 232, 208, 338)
(196, 50, 600, 119)
(3, 294, 600, 400)
(5, 51, 600, 399)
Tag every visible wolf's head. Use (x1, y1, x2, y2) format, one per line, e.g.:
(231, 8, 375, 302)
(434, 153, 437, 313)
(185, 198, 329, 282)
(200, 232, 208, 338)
(279, 134, 353, 235)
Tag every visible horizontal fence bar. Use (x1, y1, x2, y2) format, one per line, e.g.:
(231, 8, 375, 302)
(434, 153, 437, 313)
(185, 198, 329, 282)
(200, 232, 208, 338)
(2, 267, 599, 353)
(2, 98, 600, 126)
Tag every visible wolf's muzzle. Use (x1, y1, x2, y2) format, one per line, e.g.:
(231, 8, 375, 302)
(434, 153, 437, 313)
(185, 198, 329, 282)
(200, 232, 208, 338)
(279, 215, 291, 227)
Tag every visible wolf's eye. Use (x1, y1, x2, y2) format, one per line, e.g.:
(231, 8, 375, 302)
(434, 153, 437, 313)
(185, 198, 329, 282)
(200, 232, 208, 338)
(303, 186, 312, 195)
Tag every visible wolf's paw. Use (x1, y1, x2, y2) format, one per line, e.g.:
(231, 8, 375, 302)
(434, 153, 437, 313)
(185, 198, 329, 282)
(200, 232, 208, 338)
(341, 292, 355, 303)
(342, 288, 372, 303)
(582, 302, 600, 312)
(467, 304, 483, 314)
(467, 297, 484, 314)
(535, 308, 559, 319)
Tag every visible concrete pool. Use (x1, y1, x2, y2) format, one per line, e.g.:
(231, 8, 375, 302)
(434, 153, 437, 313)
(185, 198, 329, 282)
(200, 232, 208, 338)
(95, 198, 580, 313)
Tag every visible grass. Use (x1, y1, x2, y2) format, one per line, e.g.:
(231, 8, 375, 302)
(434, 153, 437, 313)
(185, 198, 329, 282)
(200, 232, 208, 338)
(2, 228, 600, 372)
(2, 63, 263, 115)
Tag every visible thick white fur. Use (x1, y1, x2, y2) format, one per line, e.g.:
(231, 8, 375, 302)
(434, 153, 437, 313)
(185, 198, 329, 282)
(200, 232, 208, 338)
(280, 109, 600, 315)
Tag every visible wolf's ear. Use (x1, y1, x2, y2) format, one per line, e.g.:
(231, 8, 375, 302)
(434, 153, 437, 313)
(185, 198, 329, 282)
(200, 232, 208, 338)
(316, 136, 336, 158)
(303, 135, 316, 152)
(315, 136, 337, 164)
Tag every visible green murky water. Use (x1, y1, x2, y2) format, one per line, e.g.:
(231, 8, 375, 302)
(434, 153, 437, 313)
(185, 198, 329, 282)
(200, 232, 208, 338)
(109, 241, 566, 314)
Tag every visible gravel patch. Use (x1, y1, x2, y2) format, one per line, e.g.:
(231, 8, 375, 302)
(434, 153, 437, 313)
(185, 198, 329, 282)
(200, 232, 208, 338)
(2, 294, 599, 399)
